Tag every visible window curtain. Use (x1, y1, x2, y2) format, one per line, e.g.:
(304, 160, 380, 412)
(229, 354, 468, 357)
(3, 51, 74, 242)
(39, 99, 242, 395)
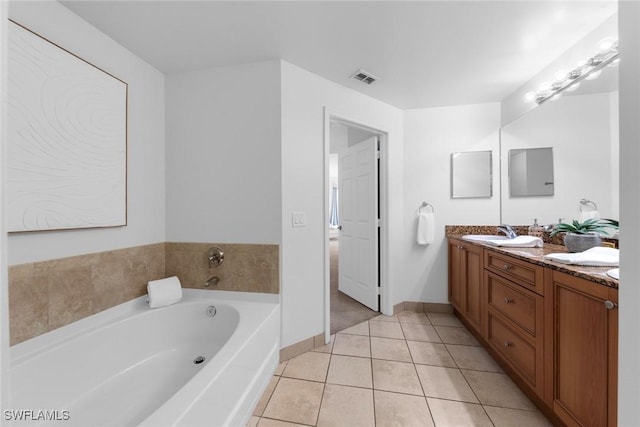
(329, 187, 339, 226)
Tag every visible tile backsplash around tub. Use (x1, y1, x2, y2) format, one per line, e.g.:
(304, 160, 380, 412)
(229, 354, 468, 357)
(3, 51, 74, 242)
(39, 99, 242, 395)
(9, 242, 280, 345)
(165, 242, 279, 294)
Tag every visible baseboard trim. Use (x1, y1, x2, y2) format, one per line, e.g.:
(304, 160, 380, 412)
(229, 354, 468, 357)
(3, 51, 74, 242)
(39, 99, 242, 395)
(393, 301, 453, 315)
(279, 332, 325, 362)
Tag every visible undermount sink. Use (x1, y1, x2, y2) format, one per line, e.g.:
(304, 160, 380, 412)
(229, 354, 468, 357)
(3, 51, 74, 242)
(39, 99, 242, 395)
(462, 234, 508, 242)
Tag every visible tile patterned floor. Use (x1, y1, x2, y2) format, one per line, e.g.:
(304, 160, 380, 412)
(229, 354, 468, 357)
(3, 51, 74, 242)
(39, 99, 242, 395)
(249, 311, 553, 427)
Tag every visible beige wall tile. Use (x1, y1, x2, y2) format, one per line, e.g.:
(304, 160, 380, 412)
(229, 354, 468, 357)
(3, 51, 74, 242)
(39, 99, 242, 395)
(165, 242, 279, 293)
(9, 241, 278, 345)
(8, 264, 48, 345)
(47, 266, 93, 330)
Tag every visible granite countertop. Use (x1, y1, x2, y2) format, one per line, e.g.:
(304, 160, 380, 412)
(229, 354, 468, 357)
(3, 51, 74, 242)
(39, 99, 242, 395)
(447, 231, 619, 290)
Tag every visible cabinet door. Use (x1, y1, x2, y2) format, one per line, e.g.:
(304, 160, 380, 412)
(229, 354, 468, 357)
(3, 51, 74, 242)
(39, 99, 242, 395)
(462, 243, 482, 332)
(448, 239, 464, 312)
(546, 271, 618, 427)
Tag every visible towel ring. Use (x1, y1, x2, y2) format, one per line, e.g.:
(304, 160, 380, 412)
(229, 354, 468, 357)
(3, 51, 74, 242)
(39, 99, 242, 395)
(579, 199, 598, 212)
(419, 202, 434, 213)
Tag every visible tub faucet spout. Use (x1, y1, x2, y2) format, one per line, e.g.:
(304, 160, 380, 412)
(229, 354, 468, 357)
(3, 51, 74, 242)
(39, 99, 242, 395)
(497, 224, 517, 239)
(205, 276, 220, 287)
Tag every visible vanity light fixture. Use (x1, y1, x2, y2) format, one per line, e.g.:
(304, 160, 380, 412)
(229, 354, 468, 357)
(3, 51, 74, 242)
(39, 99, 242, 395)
(524, 37, 619, 105)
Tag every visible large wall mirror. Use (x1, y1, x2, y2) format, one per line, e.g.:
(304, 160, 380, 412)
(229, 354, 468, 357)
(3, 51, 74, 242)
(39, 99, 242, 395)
(500, 67, 618, 225)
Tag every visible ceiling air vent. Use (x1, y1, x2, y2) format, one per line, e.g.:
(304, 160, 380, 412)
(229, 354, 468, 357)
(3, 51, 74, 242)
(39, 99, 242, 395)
(351, 69, 379, 85)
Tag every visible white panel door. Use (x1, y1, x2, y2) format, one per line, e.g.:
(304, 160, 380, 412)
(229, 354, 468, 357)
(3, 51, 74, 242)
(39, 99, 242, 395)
(338, 137, 379, 311)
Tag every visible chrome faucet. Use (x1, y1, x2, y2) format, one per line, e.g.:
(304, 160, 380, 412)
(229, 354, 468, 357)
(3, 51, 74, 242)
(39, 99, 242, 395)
(204, 276, 220, 287)
(497, 224, 517, 239)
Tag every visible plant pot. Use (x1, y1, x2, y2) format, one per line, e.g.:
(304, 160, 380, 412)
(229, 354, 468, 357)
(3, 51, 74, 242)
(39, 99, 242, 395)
(563, 232, 602, 253)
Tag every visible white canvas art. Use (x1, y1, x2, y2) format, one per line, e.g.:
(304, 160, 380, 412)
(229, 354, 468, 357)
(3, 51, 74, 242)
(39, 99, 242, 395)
(8, 21, 127, 232)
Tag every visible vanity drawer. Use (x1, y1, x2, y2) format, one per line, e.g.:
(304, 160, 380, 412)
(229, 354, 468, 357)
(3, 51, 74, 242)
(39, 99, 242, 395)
(486, 271, 539, 337)
(487, 312, 537, 387)
(484, 250, 544, 295)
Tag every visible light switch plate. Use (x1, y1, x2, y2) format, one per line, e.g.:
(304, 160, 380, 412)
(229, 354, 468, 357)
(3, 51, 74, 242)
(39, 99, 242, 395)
(292, 211, 306, 227)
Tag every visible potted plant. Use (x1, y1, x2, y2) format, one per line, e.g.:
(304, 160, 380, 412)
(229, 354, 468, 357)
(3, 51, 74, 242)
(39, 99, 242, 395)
(550, 218, 618, 252)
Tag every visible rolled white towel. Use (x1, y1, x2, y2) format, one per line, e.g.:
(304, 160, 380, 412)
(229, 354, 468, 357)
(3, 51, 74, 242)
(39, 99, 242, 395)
(147, 276, 183, 309)
(484, 236, 543, 248)
(417, 212, 435, 246)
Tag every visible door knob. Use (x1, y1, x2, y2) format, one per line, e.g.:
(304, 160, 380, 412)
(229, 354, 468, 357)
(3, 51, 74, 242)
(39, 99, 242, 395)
(337, 225, 342, 230)
(604, 300, 617, 310)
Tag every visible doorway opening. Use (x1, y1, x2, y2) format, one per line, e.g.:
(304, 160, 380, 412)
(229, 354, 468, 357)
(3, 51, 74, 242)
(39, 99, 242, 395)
(327, 117, 384, 335)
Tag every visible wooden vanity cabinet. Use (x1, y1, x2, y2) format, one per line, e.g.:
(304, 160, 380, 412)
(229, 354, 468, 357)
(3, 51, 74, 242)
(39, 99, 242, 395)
(545, 270, 618, 427)
(447, 237, 618, 426)
(448, 238, 483, 334)
(485, 269, 545, 398)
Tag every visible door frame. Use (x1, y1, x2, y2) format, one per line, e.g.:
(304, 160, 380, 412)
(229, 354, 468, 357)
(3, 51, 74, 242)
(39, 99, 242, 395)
(323, 107, 390, 344)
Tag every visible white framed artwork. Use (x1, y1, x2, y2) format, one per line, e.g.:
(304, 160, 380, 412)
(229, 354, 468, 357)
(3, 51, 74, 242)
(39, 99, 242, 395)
(7, 20, 128, 232)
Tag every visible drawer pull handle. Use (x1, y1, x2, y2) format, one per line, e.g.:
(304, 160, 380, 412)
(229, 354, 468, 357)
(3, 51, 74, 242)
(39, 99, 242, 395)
(503, 264, 513, 270)
(504, 297, 512, 304)
(504, 341, 512, 348)
(604, 300, 617, 310)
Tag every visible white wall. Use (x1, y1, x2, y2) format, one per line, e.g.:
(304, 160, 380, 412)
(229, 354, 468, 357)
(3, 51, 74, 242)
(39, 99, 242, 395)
(7, 1, 166, 265)
(618, 1, 640, 423)
(402, 104, 501, 304)
(280, 61, 404, 347)
(165, 61, 282, 244)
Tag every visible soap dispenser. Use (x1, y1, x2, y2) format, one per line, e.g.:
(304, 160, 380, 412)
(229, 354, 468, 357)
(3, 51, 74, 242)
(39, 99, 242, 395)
(528, 219, 544, 238)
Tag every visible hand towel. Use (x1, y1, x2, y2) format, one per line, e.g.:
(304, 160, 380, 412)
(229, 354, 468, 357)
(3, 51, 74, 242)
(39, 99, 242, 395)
(417, 212, 435, 246)
(484, 236, 543, 248)
(606, 268, 619, 280)
(543, 246, 619, 267)
(147, 276, 183, 309)
(578, 210, 600, 222)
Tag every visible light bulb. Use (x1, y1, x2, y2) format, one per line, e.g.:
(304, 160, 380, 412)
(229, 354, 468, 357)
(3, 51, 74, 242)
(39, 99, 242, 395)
(598, 37, 617, 52)
(551, 93, 563, 102)
(554, 70, 568, 81)
(565, 82, 581, 92)
(585, 69, 602, 81)
(608, 58, 620, 68)
(538, 82, 551, 92)
(524, 92, 537, 103)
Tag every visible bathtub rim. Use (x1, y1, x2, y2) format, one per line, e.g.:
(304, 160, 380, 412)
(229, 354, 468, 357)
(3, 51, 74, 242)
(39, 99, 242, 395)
(10, 289, 278, 365)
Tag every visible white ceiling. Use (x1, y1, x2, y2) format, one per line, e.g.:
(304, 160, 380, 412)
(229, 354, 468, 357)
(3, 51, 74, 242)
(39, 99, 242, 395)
(60, 0, 617, 110)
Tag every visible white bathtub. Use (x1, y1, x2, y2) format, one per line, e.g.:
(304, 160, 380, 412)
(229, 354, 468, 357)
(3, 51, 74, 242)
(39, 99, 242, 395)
(9, 289, 280, 427)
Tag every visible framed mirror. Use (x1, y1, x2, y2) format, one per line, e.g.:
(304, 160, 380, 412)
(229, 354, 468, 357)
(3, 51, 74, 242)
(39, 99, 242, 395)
(451, 150, 492, 199)
(508, 147, 554, 197)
